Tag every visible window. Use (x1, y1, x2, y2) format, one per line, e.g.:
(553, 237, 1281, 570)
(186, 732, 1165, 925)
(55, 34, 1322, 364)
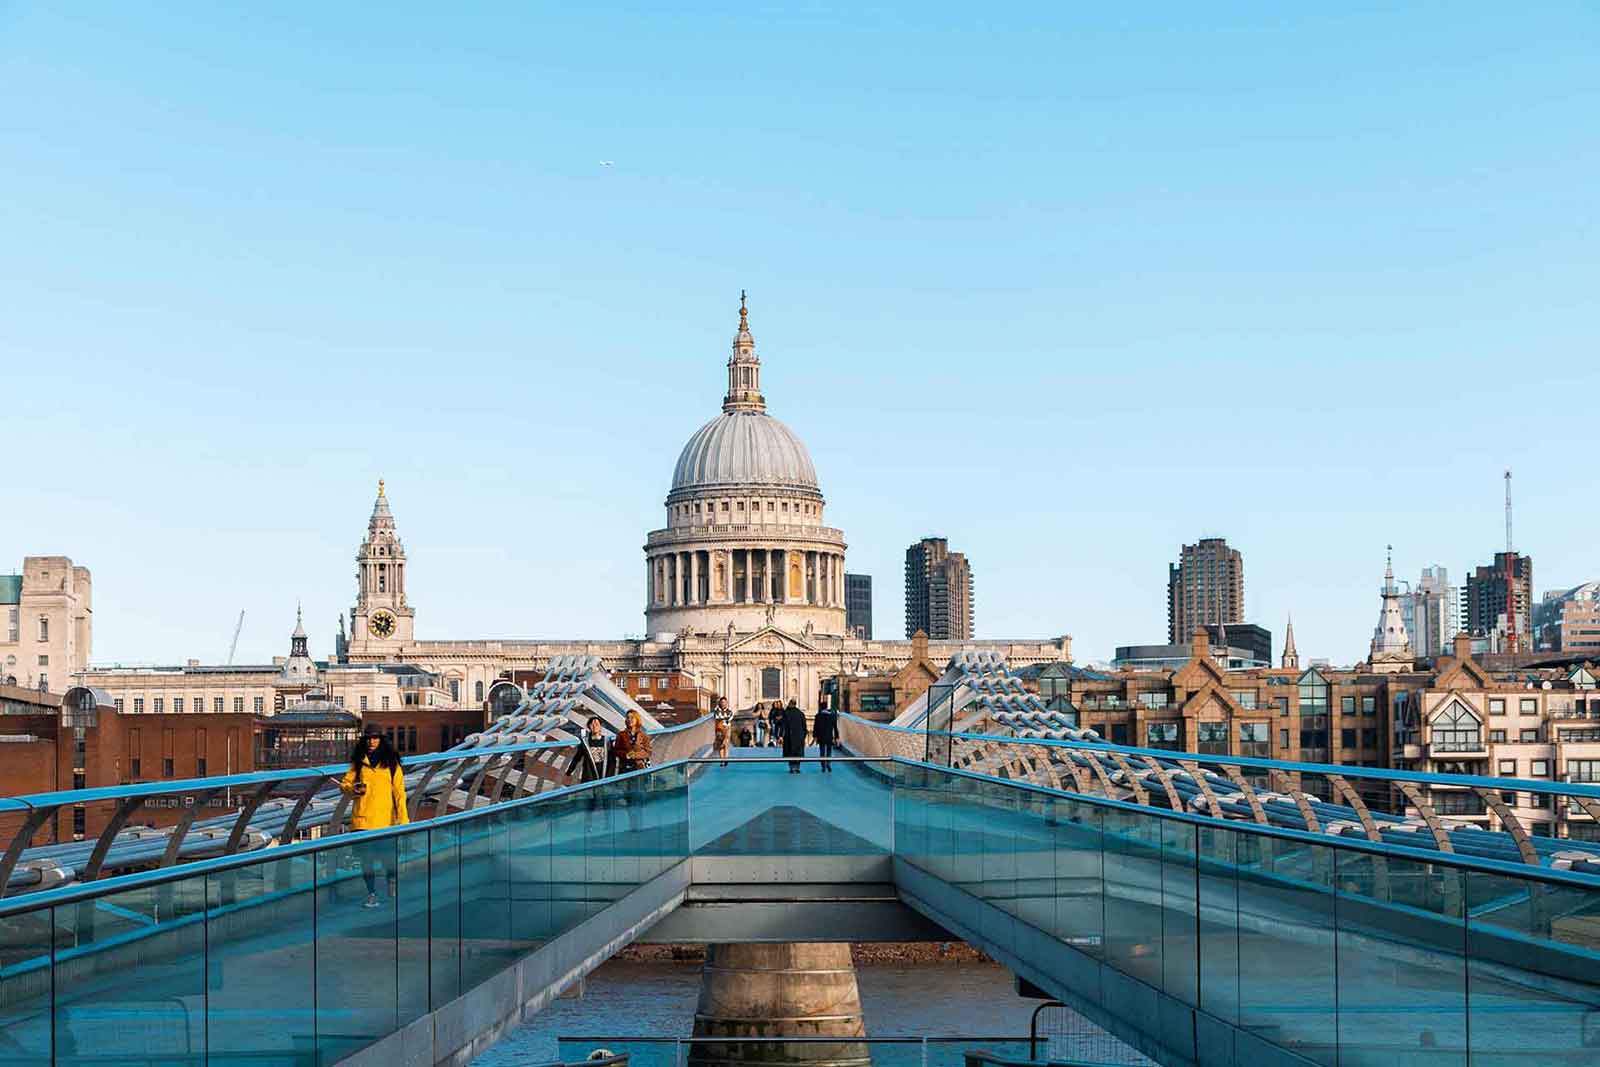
(196, 757, 207, 776)
(130, 757, 141, 777)
(1490, 729, 1506, 742)
(1341, 728, 1357, 749)
(1519, 728, 1539, 742)
(1520, 698, 1537, 715)
(761, 667, 782, 700)
(6, 606, 16, 643)
(172, 698, 184, 713)
(381, 696, 390, 710)
(1276, 697, 1289, 717)
(1362, 696, 1376, 715)
(408, 726, 418, 752)
(475, 681, 485, 702)
(1280, 728, 1290, 749)
(1530, 760, 1549, 777)
(1529, 792, 1551, 810)
(37, 616, 48, 641)
(450, 679, 460, 701)
(1361, 728, 1377, 748)
(1568, 759, 1600, 784)
(162, 758, 174, 777)
(1489, 699, 1505, 716)
(1138, 692, 1169, 709)
(213, 697, 224, 713)
(1498, 759, 1517, 775)
(1341, 696, 1355, 714)
(1197, 721, 1228, 754)
(233, 697, 244, 713)
(72, 771, 85, 790)
(37, 654, 48, 667)
(133, 698, 145, 714)
(152, 697, 163, 714)
(360, 696, 369, 711)
(1109, 723, 1129, 745)
(1239, 722, 1269, 757)
(253, 696, 264, 714)
(1146, 722, 1180, 749)
(113, 698, 124, 712)
(1429, 701, 1482, 752)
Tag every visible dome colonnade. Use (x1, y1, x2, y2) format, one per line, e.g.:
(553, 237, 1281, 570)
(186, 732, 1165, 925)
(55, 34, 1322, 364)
(644, 295, 847, 638)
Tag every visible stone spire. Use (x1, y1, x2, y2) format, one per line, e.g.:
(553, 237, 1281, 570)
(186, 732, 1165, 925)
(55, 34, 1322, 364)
(280, 602, 318, 686)
(722, 290, 766, 415)
(368, 478, 394, 533)
(1369, 545, 1414, 672)
(1281, 614, 1299, 669)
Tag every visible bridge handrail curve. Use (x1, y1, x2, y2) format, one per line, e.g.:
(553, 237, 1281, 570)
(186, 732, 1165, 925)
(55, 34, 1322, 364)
(838, 711, 1600, 800)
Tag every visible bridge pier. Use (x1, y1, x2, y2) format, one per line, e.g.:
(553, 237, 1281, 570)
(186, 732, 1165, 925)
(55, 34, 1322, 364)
(690, 942, 868, 1067)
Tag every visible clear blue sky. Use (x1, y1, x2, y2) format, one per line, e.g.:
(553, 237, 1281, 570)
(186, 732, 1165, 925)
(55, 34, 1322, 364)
(2, 4, 1595, 668)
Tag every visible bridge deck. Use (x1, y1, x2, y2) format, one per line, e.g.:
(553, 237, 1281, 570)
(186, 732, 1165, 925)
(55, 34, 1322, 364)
(1, 751, 1596, 1067)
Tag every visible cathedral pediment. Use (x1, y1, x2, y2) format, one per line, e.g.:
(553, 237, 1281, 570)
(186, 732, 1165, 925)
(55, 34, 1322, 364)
(726, 626, 821, 654)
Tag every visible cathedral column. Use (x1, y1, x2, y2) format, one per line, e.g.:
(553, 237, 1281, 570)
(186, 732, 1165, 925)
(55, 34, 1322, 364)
(743, 549, 753, 603)
(821, 553, 830, 606)
(691, 551, 701, 605)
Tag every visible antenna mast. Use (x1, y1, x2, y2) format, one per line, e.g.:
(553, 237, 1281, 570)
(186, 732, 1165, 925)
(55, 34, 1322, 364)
(1504, 469, 1513, 553)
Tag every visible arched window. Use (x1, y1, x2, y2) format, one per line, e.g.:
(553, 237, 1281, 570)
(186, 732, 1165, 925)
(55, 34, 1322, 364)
(449, 679, 460, 702)
(474, 680, 485, 703)
(1430, 700, 1482, 752)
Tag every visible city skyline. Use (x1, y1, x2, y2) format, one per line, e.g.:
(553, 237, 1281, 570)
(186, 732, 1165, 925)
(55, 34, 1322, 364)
(3, 6, 1596, 666)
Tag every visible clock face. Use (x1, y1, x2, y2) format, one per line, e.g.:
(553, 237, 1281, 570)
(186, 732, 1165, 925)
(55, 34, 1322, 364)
(369, 611, 397, 639)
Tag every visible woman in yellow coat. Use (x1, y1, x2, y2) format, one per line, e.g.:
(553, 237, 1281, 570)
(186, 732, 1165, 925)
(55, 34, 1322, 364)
(340, 728, 409, 907)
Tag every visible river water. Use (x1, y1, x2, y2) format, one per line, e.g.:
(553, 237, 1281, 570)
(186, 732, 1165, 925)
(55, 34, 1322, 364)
(472, 960, 1150, 1066)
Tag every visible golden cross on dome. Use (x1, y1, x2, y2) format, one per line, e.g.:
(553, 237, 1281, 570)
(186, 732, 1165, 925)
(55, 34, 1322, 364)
(378, 478, 385, 498)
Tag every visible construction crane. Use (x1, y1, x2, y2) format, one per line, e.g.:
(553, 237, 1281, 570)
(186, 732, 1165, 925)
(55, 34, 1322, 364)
(226, 610, 245, 666)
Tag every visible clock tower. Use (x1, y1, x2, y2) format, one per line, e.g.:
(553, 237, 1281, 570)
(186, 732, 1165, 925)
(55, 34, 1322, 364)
(349, 479, 416, 653)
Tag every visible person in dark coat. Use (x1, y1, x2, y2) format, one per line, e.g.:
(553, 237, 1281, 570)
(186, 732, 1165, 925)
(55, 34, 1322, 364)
(567, 717, 615, 783)
(812, 697, 839, 773)
(781, 699, 808, 773)
(768, 703, 785, 748)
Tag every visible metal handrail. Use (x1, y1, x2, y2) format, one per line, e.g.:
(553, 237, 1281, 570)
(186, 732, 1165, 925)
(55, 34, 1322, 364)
(0, 756, 684, 919)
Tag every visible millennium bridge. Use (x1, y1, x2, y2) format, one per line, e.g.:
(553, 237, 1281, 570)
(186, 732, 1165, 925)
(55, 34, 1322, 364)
(2, 655, 1598, 1067)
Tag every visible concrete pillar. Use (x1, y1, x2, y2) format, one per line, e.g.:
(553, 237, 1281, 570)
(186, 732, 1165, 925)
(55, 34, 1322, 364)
(690, 943, 868, 1067)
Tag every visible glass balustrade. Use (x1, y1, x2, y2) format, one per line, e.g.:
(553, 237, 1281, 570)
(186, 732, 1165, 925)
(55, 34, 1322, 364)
(2, 753, 1597, 1067)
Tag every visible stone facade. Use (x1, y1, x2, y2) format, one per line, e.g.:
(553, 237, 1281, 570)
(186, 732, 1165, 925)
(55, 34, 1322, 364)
(1, 556, 92, 692)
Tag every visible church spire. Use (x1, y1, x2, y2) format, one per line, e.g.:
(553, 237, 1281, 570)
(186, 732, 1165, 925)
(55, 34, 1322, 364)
(723, 290, 766, 414)
(1369, 545, 1414, 671)
(1281, 614, 1299, 669)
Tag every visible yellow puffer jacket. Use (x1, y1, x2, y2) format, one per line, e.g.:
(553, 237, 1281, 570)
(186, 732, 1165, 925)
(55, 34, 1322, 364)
(339, 759, 410, 830)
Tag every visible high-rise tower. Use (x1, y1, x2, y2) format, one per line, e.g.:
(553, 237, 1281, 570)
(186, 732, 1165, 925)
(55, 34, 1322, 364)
(904, 538, 974, 640)
(1167, 538, 1243, 644)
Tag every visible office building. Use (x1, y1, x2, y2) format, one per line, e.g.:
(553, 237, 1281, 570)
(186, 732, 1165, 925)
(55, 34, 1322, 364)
(845, 573, 873, 639)
(1167, 538, 1243, 644)
(1402, 565, 1462, 659)
(1535, 582, 1600, 654)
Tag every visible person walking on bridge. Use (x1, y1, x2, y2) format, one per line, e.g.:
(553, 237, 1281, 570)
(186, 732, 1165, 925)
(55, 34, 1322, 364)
(752, 702, 768, 747)
(782, 698, 808, 774)
(768, 702, 785, 749)
(567, 716, 616, 782)
(340, 727, 409, 909)
(713, 697, 734, 766)
(813, 697, 839, 773)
